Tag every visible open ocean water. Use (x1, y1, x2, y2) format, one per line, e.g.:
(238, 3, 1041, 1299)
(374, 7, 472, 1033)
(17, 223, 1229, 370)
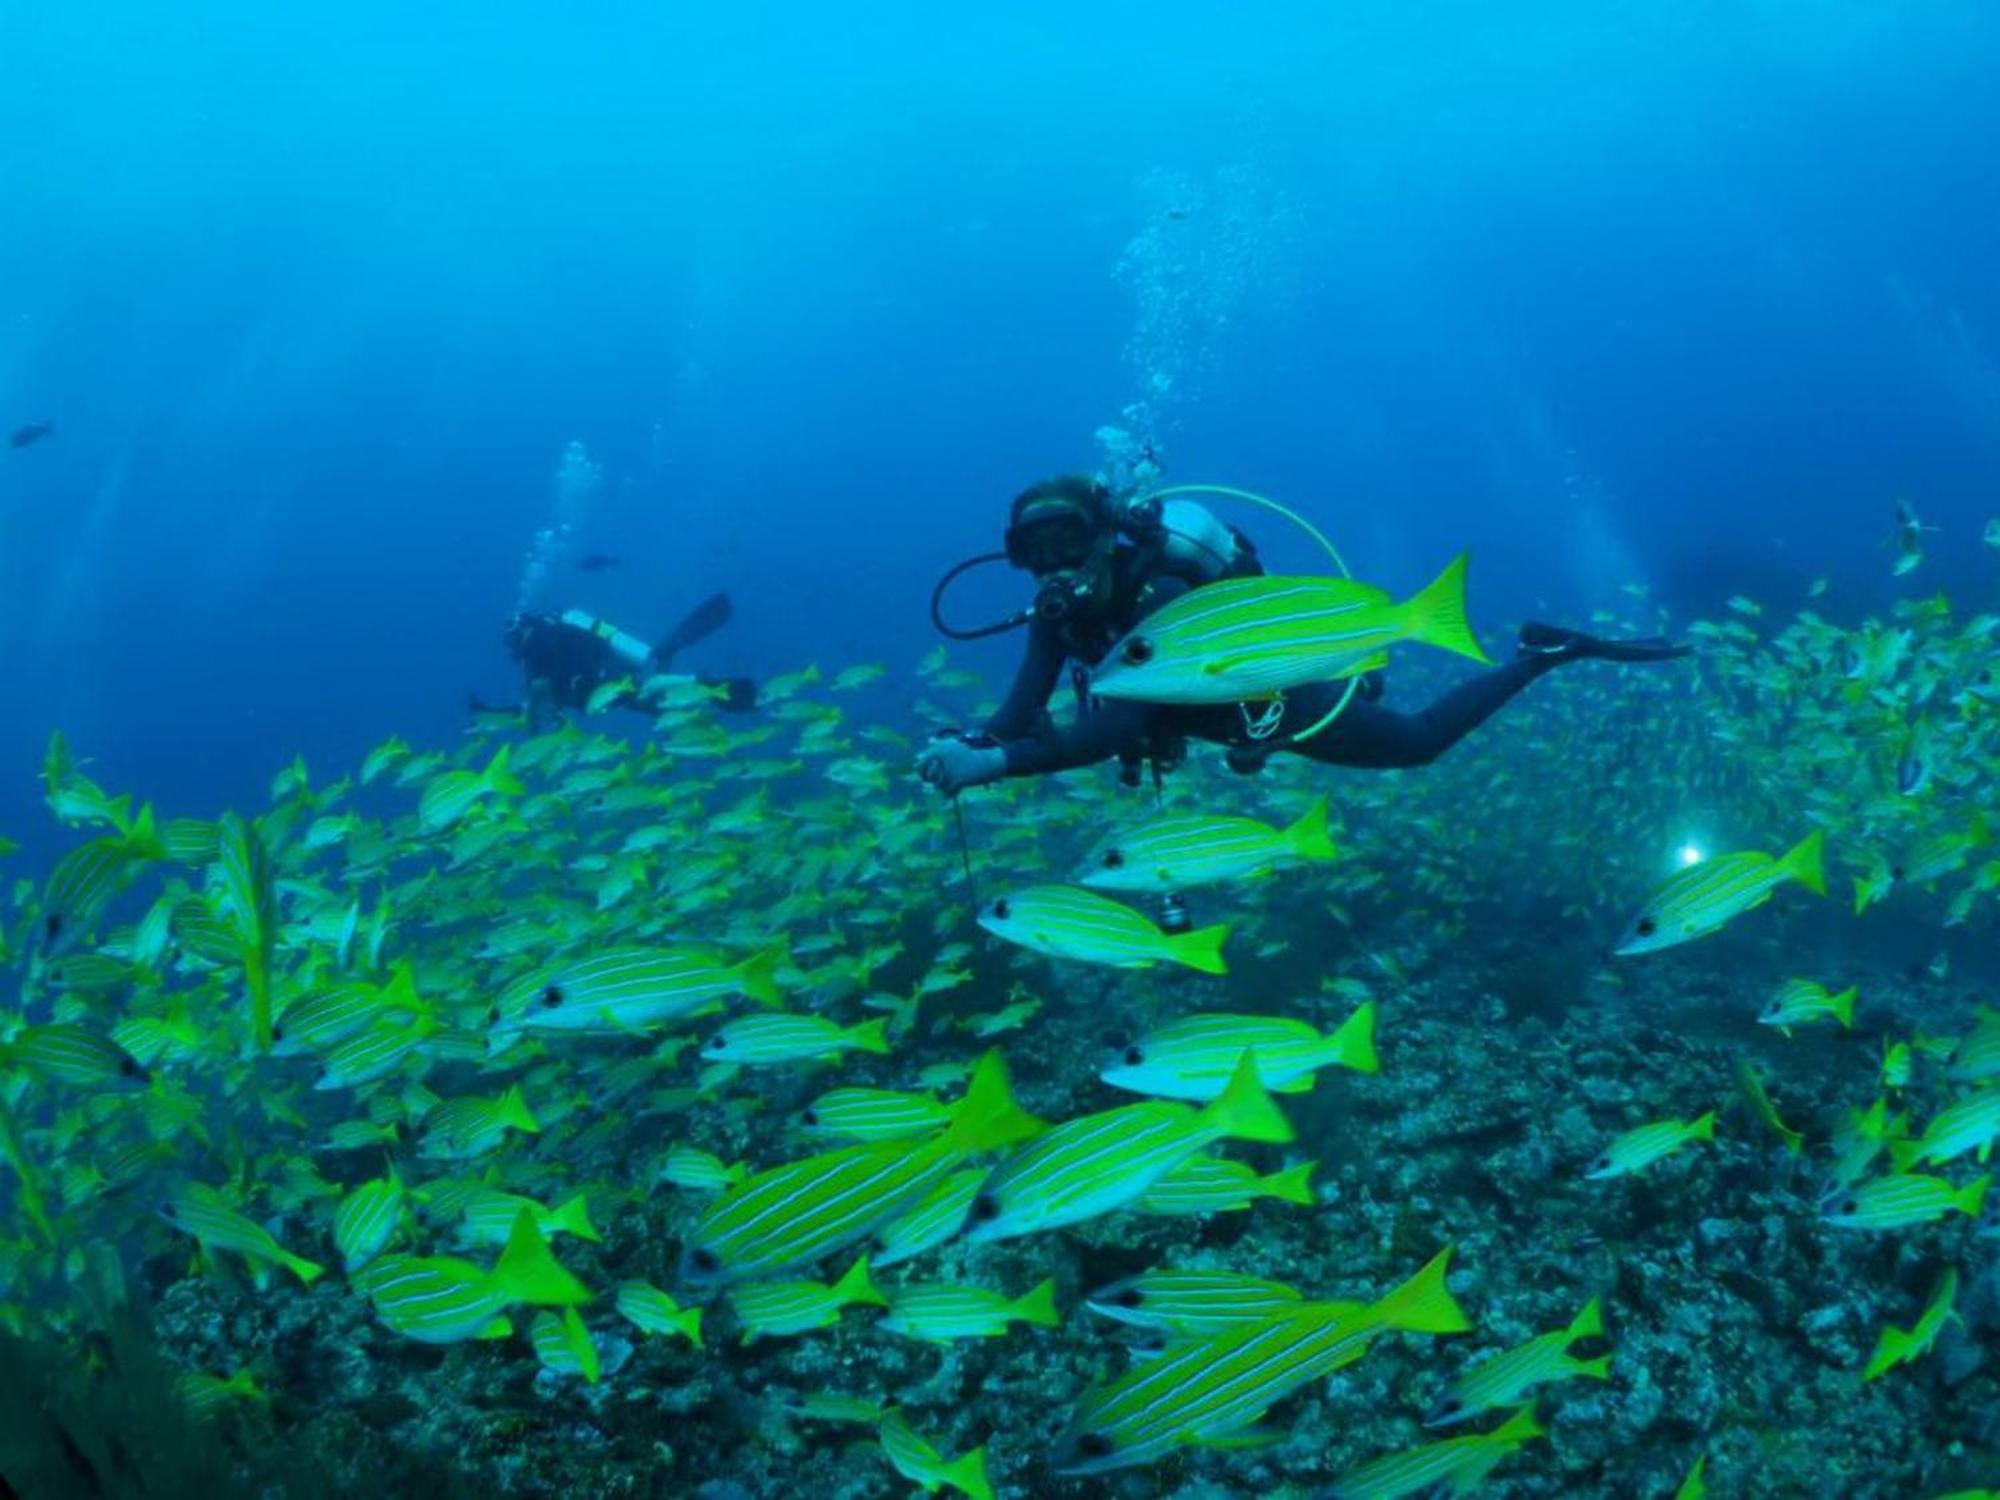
(3, 4, 2000, 1497)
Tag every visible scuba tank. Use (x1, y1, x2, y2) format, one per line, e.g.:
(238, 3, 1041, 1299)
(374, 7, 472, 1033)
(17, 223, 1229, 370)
(559, 610, 652, 670)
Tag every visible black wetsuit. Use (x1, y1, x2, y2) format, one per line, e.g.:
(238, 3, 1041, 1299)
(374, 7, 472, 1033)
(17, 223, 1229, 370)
(491, 615, 755, 724)
(986, 546, 1564, 776)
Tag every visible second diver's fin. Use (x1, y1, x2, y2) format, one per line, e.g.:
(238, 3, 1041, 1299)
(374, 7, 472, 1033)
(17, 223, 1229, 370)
(653, 592, 735, 668)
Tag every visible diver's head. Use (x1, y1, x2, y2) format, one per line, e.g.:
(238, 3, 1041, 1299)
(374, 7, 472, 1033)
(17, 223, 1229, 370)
(1006, 476, 1118, 624)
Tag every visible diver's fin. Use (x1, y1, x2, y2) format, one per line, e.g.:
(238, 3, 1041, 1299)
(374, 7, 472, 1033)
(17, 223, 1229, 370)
(654, 593, 735, 667)
(1518, 622, 1692, 664)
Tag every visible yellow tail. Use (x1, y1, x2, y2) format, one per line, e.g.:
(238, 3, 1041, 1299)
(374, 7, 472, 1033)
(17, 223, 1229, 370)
(1369, 1246, 1473, 1335)
(551, 1192, 601, 1243)
(492, 1209, 591, 1307)
(1262, 1161, 1317, 1205)
(1781, 830, 1828, 896)
(1284, 798, 1337, 861)
(733, 943, 787, 1007)
(1403, 553, 1491, 665)
(1323, 1002, 1379, 1075)
(940, 1445, 994, 1500)
(1011, 1277, 1061, 1328)
(1197, 1051, 1295, 1146)
(847, 1017, 892, 1056)
(1166, 922, 1231, 975)
(946, 1050, 1046, 1153)
(830, 1255, 887, 1309)
(1829, 985, 1858, 1029)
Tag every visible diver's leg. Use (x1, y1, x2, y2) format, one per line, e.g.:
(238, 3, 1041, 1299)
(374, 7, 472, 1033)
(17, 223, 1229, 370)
(1282, 659, 1557, 769)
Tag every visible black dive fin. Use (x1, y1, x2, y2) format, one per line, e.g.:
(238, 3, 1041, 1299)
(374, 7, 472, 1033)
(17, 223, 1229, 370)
(654, 593, 734, 667)
(1518, 621, 1691, 663)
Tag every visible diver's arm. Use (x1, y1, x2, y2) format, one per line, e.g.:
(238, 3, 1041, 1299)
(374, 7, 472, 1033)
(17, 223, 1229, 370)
(997, 696, 1157, 777)
(983, 621, 1068, 740)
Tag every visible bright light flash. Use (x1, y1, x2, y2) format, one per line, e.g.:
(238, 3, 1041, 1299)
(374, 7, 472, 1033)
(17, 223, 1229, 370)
(1676, 842, 1706, 868)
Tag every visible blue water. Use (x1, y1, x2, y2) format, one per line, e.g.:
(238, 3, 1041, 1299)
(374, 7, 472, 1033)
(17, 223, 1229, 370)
(3, 1, 1998, 863)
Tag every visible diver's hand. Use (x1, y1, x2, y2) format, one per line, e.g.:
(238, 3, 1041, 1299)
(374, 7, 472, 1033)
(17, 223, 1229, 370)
(918, 732, 1007, 795)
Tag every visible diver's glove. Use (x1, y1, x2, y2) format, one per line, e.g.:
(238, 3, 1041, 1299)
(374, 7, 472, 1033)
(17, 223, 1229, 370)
(918, 731, 1008, 795)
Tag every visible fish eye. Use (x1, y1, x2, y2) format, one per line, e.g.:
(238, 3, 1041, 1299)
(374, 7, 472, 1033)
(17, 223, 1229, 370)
(271, 1023, 286, 1041)
(1434, 1397, 1462, 1418)
(44, 915, 62, 940)
(991, 899, 1011, 920)
(541, 985, 564, 1009)
(1590, 1156, 1611, 1173)
(1123, 1047, 1143, 1067)
(970, 1193, 1000, 1222)
(1075, 1434, 1113, 1459)
(156, 1200, 177, 1220)
(801, 1109, 818, 1127)
(1635, 917, 1658, 937)
(688, 1248, 720, 1273)
(119, 1056, 143, 1078)
(1121, 638, 1155, 666)
(707, 1034, 728, 1051)
(1112, 1288, 1143, 1308)
(1891, 866, 1906, 882)
(1102, 849, 1126, 869)
(1838, 1197, 1858, 1216)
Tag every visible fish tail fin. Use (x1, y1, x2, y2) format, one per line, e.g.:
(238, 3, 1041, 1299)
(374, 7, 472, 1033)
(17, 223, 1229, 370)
(1573, 1353, 1615, 1381)
(1781, 830, 1828, 896)
(1197, 1051, 1295, 1146)
(501, 1084, 541, 1135)
(551, 1192, 600, 1243)
(281, 1251, 325, 1287)
(1569, 1296, 1604, 1343)
(1011, 1277, 1061, 1328)
(1263, 1161, 1318, 1205)
(476, 1315, 512, 1340)
(1954, 1175, 1991, 1217)
(1830, 986, 1858, 1029)
(483, 745, 525, 798)
(1322, 1001, 1379, 1075)
(831, 1255, 887, 1309)
(1405, 553, 1491, 665)
(124, 803, 166, 859)
(1687, 1110, 1717, 1143)
(1885, 1139, 1922, 1174)
(939, 1445, 994, 1500)
(1370, 1246, 1472, 1335)
(946, 1050, 1046, 1152)
(848, 1017, 892, 1056)
(1166, 922, 1231, 975)
(1862, 1326, 1913, 1382)
(676, 1306, 705, 1347)
(1486, 1404, 1544, 1445)
(733, 944, 787, 1007)
(492, 1208, 591, 1307)
(1285, 798, 1337, 861)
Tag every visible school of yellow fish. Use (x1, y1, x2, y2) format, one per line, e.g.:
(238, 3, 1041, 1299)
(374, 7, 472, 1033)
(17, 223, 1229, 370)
(3, 541, 1999, 1497)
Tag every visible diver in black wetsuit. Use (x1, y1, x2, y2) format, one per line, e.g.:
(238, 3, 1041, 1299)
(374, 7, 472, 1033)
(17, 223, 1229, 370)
(478, 592, 758, 729)
(917, 476, 1688, 794)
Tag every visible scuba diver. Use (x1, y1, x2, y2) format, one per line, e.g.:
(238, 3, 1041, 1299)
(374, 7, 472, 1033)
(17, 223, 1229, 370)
(479, 592, 758, 729)
(918, 476, 1689, 794)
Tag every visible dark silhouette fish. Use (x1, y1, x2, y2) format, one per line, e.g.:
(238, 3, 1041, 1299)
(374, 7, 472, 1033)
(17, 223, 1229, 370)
(9, 422, 53, 449)
(577, 553, 621, 573)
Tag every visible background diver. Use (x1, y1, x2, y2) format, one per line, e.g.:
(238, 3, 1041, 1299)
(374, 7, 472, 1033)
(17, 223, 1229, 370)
(918, 476, 1689, 795)
(479, 592, 758, 730)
